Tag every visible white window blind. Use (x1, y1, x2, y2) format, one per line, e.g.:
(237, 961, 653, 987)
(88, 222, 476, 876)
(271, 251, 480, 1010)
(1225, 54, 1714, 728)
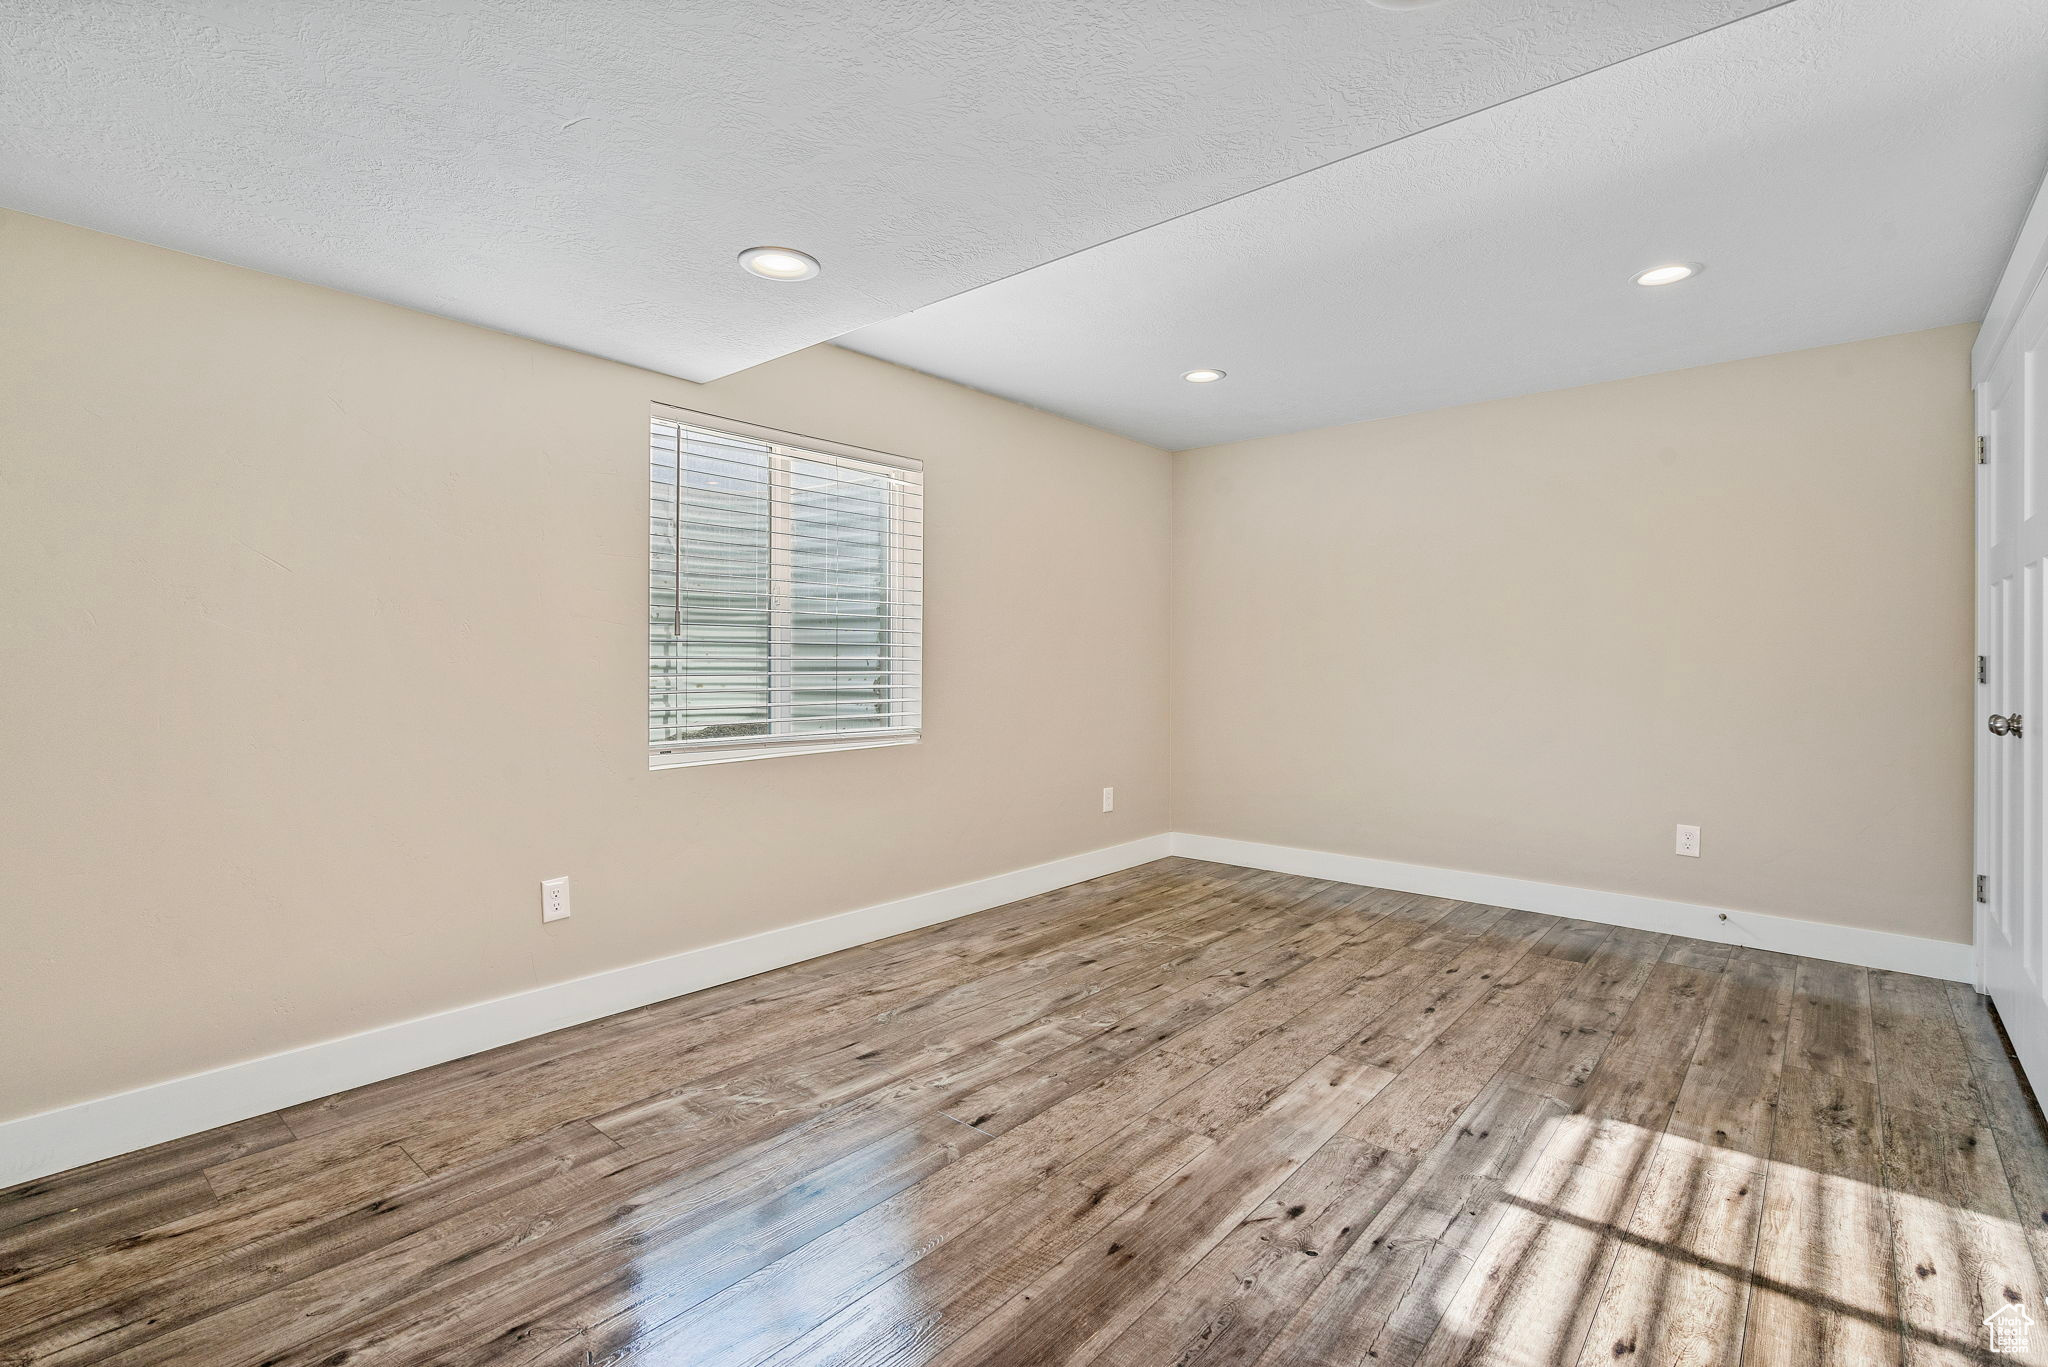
(649, 409, 923, 767)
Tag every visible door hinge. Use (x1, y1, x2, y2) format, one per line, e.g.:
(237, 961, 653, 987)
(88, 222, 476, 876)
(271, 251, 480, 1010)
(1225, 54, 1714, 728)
(1978, 874, 1990, 904)
(1980, 654, 1990, 684)
(1979, 435, 1989, 464)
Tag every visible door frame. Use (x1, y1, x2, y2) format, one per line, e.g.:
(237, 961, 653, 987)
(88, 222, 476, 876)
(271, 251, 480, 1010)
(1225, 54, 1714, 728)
(1975, 375, 1991, 991)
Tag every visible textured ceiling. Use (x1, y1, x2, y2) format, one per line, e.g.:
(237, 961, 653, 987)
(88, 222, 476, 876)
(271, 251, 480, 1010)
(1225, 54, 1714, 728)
(844, 0, 2048, 448)
(0, 0, 1785, 382)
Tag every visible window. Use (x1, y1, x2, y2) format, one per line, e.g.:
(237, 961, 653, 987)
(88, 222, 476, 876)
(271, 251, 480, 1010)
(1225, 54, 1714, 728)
(649, 408, 923, 767)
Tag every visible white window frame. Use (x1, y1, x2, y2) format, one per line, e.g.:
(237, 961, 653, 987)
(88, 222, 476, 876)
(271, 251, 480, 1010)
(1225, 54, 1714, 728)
(649, 404, 923, 769)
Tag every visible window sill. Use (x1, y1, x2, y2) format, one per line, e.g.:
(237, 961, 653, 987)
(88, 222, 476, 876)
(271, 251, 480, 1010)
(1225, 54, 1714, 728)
(649, 732, 920, 770)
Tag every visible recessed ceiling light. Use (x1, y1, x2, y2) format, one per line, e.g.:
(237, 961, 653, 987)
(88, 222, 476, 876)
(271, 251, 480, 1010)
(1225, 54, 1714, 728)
(1633, 263, 1700, 287)
(1182, 368, 1227, 383)
(739, 246, 820, 281)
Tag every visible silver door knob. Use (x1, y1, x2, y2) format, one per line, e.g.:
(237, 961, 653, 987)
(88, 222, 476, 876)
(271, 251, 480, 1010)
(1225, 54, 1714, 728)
(1990, 713, 2024, 737)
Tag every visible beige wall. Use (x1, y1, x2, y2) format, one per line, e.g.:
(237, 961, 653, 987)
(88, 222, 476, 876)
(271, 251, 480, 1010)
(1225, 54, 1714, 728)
(1171, 325, 1977, 944)
(0, 208, 1979, 1125)
(0, 211, 1171, 1122)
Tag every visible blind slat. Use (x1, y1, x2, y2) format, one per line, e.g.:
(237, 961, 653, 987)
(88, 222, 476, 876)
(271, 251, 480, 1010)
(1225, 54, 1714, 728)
(651, 726, 919, 756)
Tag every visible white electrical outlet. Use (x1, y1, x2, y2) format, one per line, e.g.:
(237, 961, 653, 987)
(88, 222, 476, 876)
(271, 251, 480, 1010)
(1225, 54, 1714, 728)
(1675, 825, 1701, 858)
(541, 876, 572, 922)
(1102, 787, 1115, 813)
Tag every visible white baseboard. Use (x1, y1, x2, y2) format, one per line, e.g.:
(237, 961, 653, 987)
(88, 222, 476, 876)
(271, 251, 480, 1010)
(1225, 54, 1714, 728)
(1170, 833, 1975, 982)
(0, 834, 1172, 1190)
(2, 829, 1976, 1189)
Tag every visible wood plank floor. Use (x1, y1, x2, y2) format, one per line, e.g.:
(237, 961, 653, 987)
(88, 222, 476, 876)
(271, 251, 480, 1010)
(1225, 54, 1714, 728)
(5, 857, 2047, 1365)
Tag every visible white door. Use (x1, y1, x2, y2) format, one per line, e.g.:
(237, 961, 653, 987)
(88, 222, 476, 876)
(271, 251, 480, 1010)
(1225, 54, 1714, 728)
(1979, 275, 2048, 1085)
